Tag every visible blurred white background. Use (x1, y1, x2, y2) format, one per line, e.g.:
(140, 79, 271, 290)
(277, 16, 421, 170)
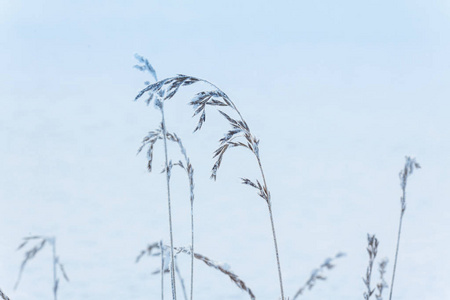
(1, 1, 450, 299)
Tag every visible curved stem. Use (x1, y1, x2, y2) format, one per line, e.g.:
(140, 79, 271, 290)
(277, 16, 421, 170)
(161, 107, 177, 300)
(200, 79, 244, 120)
(256, 157, 285, 300)
(192, 76, 285, 299)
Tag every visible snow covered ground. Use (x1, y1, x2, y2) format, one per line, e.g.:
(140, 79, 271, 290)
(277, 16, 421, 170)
(1, 1, 450, 299)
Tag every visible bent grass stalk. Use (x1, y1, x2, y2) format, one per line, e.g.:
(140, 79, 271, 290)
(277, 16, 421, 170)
(0, 288, 10, 300)
(137, 243, 256, 300)
(388, 157, 420, 300)
(14, 236, 69, 300)
(292, 252, 345, 299)
(135, 73, 286, 299)
(136, 243, 188, 300)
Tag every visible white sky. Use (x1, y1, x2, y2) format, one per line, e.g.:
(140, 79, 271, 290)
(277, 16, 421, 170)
(1, 1, 450, 299)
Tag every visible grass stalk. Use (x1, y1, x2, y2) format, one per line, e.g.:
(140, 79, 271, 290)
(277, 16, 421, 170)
(257, 157, 284, 300)
(268, 202, 284, 299)
(135, 73, 286, 299)
(137, 125, 195, 300)
(134, 55, 176, 299)
(164, 131, 196, 300)
(160, 105, 177, 300)
(189, 204, 194, 300)
(388, 211, 403, 300)
(388, 156, 420, 300)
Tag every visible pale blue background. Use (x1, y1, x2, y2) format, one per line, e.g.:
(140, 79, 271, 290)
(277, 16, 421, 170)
(1, 1, 450, 299)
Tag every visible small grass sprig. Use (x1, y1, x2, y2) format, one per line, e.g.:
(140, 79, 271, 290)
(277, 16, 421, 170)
(292, 252, 345, 299)
(15, 236, 69, 300)
(375, 258, 388, 300)
(363, 234, 379, 300)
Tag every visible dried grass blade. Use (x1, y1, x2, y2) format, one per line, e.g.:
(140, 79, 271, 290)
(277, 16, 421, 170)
(14, 238, 47, 289)
(58, 262, 70, 282)
(174, 247, 256, 300)
(0, 288, 10, 300)
(293, 252, 345, 299)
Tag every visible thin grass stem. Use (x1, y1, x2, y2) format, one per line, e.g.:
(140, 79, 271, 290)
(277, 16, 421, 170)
(388, 208, 403, 300)
(257, 157, 285, 300)
(388, 157, 420, 300)
(160, 106, 177, 300)
(190, 202, 194, 300)
(134, 71, 285, 299)
(175, 258, 188, 300)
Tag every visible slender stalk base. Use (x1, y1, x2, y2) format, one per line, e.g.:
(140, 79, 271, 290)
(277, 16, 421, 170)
(389, 205, 405, 300)
(161, 108, 177, 300)
(256, 157, 285, 300)
(175, 259, 188, 300)
(190, 204, 194, 300)
(268, 205, 285, 300)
